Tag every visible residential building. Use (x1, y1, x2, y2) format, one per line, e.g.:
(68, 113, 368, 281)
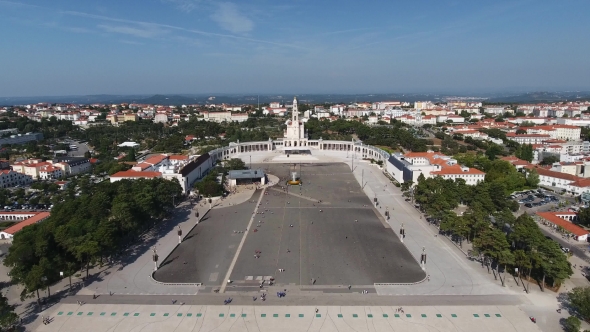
(52, 157, 92, 176)
(153, 113, 169, 123)
(386, 151, 485, 185)
(414, 101, 435, 110)
(0, 212, 51, 240)
(11, 159, 50, 179)
(38, 165, 63, 180)
(506, 133, 552, 145)
(522, 125, 581, 141)
(0, 133, 43, 146)
(113, 153, 213, 195)
(0, 169, 33, 188)
(536, 212, 588, 242)
(110, 171, 162, 182)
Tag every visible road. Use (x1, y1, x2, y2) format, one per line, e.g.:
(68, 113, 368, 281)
(64, 139, 90, 157)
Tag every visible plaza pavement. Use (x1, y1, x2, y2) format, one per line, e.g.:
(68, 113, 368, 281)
(36, 304, 541, 332)
(11, 149, 585, 331)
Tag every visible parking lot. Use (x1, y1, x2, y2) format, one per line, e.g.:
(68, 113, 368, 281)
(511, 189, 559, 209)
(154, 162, 425, 288)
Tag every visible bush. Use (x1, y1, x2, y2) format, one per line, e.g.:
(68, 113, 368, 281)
(563, 316, 581, 332)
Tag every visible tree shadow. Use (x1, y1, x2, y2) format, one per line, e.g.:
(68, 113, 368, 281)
(557, 292, 575, 313)
(158, 256, 179, 268)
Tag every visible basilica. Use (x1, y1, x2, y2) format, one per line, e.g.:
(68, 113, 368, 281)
(283, 97, 309, 147)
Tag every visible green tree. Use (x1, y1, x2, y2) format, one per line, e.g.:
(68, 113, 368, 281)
(526, 169, 540, 188)
(515, 144, 534, 162)
(497, 249, 514, 287)
(540, 155, 559, 165)
(568, 287, 590, 321)
(513, 249, 532, 291)
(225, 158, 247, 171)
(579, 207, 590, 227)
(125, 148, 136, 162)
(536, 239, 573, 290)
(485, 144, 503, 160)
(563, 316, 581, 332)
(0, 289, 18, 329)
(473, 228, 510, 276)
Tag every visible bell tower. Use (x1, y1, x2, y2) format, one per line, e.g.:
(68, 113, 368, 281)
(292, 97, 298, 122)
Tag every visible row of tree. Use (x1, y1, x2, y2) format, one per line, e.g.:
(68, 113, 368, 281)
(3, 178, 182, 308)
(404, 159, 570, 290)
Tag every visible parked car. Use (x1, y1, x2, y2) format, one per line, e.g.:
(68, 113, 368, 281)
(525, 203, 533, 208)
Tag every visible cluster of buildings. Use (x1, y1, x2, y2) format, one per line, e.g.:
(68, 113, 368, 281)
(110, 153, 213, 195)
(386, 151, 486, 186)
(11, 157, 93, 180)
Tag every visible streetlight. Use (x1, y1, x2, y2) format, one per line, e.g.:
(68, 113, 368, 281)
(400, 223, 405, 243)
(152, 247, 159, 271)
(420, 247, 427, 270)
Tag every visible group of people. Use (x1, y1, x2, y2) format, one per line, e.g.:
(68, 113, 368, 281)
(41, 316, 51, 325)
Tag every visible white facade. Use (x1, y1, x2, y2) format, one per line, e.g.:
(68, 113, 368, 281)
(0, 170, 33, 188)
(386, 152, 485, 185)
(283, 97, 309, 147)
(154, 113, 169, 123)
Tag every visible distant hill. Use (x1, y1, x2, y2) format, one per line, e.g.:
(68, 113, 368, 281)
(486, 91, 590, 103)
(2, 91, 590, 107)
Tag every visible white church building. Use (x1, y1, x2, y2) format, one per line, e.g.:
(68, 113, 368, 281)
(283, 97, 309, 148)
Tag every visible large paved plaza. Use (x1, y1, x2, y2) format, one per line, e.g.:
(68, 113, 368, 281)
(36, 303, 540, 332)
(154, 163, 425, 288)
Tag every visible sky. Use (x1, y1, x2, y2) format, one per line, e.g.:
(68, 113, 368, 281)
(1, 0, 590, 97)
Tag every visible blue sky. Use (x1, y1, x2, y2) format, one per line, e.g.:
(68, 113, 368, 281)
(1, 0, 590, 97)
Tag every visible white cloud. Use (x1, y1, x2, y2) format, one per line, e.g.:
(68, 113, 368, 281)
(97, 24, 169, 38)
(63, 10, 302, 49)
(161, 0, 199, 13)
(211, 2, 253, 34)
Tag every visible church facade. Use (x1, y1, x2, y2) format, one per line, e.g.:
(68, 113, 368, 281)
(283, 97, 309, 147)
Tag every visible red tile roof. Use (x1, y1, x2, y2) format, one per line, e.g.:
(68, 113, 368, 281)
(536, 212, 588, 236)
(144, 154, 167, 165)
(2, 212, 50, 235)
(527, 166, 580, 181)
(168, 155, 188, 161)
(431, 165, 485, 175)
(110, 171, 161, 178)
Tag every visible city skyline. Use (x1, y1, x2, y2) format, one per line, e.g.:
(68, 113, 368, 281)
(1, 0, 590, 97)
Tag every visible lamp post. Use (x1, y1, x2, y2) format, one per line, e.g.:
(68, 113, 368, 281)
(400, 223, 405, 243)
(420, 247, 427, 270)
(177, 226, 182, 244)
(152, 247, 159, 271)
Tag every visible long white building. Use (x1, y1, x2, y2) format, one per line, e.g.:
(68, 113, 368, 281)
(386, 151, 485, 185)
